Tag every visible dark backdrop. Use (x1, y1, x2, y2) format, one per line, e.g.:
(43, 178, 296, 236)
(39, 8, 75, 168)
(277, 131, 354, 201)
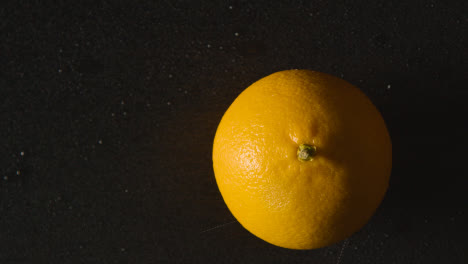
(1, 1, 467, 263)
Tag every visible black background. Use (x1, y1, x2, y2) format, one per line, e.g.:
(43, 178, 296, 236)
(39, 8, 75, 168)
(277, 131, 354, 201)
(1, 1, 467, 263)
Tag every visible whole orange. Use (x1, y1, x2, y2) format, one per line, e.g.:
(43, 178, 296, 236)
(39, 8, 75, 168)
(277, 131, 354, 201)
(212, 70, 392, 249)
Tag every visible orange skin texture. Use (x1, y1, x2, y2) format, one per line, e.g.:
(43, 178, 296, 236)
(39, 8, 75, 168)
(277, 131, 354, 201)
(212, 70, 392, 249)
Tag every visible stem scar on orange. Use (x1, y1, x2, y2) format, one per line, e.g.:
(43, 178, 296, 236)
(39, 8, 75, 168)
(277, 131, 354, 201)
(212, 69, 392, 249)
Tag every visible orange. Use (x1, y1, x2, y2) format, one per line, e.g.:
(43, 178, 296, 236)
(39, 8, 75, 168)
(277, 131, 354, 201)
(212, 70, 392, 249)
